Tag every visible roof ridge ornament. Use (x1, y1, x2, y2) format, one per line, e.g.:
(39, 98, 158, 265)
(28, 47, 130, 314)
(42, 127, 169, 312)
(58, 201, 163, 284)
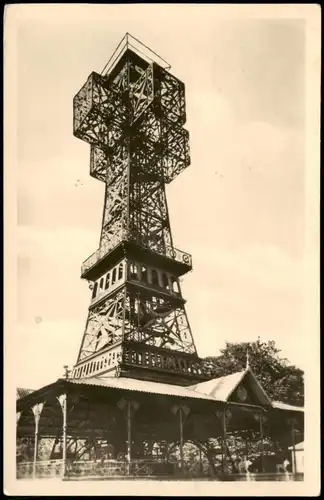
(63, 365, 71, 379)
(246, 347, 250, 370)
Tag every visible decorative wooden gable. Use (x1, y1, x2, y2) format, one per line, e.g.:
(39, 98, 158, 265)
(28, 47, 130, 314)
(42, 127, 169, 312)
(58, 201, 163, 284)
(189, 367, 273, 408)
(227, 369, 272, 407)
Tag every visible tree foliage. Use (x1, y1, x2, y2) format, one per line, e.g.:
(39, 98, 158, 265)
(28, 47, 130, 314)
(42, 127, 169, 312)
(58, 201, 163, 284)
(202, 337, 304, 406)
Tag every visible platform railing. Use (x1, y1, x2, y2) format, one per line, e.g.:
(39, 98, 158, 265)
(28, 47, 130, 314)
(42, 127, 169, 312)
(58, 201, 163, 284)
(81, 235, 123, 275)
(81, 238, 192, 276)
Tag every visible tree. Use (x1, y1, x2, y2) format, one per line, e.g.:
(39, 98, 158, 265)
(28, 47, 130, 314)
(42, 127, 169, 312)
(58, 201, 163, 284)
(202, 337, 304, 406)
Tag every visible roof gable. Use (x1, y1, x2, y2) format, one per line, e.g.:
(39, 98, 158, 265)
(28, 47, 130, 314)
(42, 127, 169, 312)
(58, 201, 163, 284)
(189, 371, 245, 401)
(189, 368, 273, 407)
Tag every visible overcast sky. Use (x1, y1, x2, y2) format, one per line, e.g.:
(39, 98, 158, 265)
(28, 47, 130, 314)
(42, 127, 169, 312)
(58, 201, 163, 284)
(9, 5, 312, 390)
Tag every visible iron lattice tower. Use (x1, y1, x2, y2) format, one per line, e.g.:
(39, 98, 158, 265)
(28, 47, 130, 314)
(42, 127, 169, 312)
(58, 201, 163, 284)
(71, 34, 209, 385)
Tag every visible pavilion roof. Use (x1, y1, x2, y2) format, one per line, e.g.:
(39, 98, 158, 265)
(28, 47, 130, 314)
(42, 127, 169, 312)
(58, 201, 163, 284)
(16, 376, 224, 410)
(16, 371, 304, 415)
(67, 376, 220, 402)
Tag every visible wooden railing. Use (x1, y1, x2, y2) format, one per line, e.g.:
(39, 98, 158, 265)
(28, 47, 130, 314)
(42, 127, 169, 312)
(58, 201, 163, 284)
(66, 459, 177, 478)
(16, 461, 33, 479)
(17, 460, 303, 481)
(221, 472, 304, 482)
(16, 460, 64, 479)
(17, 459, 177, 479)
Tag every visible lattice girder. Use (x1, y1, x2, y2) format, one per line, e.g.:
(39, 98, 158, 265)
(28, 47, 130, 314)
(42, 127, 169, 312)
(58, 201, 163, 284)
(77, 281, 196, 363)
(90, 146, 108, 182)
(100, 217, 127, 252)
(73, 72, 126, 148)
(107, 142, 130, 186)
(134, 111, 190, 183)
(123, 291, 195, 354)
(152, 64, 186, 127)
(100, 173, 173, 253)
(129, 181, 169, 221)
(130, 143, 162, 181)
(131, 64, 154, 123)
(77, 289, 126, 361)
(102, 170, 129, 227)
(162, 127, 190, 183)
(129, 211, 171, 254)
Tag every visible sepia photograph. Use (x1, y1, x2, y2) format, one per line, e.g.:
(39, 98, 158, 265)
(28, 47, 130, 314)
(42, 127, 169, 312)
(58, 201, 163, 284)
(4, 4, 320, 496)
